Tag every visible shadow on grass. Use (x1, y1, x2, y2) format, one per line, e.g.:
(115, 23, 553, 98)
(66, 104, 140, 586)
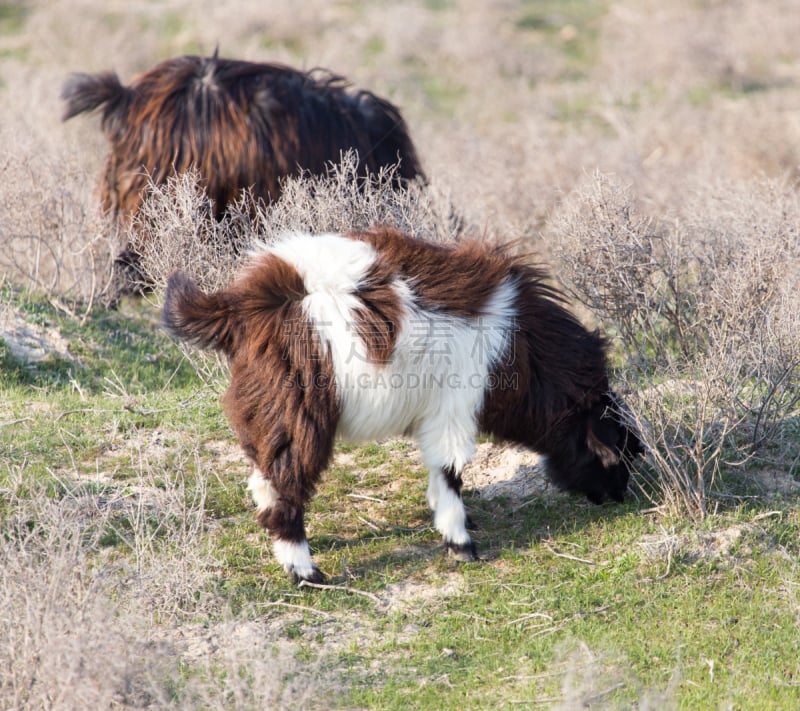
(310, 487, 641, 586)
(200, 459, 800, 610)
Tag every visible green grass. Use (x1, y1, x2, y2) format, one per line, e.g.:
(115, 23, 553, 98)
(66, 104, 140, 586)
(2, 290, 800, 708)
(0, 2, 28, 35)
(516, 0, 608, 80)
(342, 509, 800, 709)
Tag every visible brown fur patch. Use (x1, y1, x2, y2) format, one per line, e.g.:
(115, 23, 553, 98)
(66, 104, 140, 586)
(478, 257, 610, 449)
(163, 250, 340, 543)
(352, 225, 511, 318)
(223, 254, 340, 537)
(352, 259, 404, 365)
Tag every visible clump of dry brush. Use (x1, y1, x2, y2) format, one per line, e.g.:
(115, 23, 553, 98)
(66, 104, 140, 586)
(0, 462, 213, 708)
(0, 462, 324, 708)
(550, 173, 800, 519)
(134, 152, 457, 294)
(0, 133, 116, 317)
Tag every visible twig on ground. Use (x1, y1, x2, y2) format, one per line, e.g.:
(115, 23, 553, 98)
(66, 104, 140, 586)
(347, 493, 385, 504)
(752, 510, 783, 522)
(357, 516, 382, 532)
(583, 681, 626, 704)
(543, 543, 597, 565)
(0, 417, 34, 428)
(298, 580, 381, 603)
(504, 612, 553, 628)
(259, 601, 332, 618)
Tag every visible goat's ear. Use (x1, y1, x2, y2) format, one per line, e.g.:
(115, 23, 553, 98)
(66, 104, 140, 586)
(587, 419, 620, 468)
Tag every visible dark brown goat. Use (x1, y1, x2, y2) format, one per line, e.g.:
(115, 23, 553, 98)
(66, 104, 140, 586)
(162, 225, 642, 584)
(62, 53, 424, 298)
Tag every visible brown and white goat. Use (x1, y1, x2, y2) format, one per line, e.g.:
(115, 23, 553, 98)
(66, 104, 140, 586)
(62, 53, 424, 298)
(162, 226, 642, 583)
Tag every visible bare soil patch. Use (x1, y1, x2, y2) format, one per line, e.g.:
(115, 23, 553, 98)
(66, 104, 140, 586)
(464, 441, 549, 502)
(0, 302, 71, 362)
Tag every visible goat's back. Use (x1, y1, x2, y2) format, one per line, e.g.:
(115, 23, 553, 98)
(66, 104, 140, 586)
(63, 54, 424, 220)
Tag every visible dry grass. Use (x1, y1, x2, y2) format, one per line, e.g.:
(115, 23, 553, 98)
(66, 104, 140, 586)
(0, 467, 176, 708)
(0, 128, 114, 312)
(550, 173, 800, 517)
(0, 448, 331, 709)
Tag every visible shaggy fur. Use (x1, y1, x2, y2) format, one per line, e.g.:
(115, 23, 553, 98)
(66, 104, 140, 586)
(162, 226, 642, 583)
(62, 52, 424, 299)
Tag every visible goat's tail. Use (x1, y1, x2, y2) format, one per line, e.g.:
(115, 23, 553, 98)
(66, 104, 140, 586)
(61, 71, 129, 123)
(162, 272, 238, 354)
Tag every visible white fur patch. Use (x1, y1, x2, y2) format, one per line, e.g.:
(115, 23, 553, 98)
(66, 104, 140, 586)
(269, 232, 377, 299)
(430, 471, 471, 545)
(247, 468, 278, 512)
(334, 273, 517, 460)
(379, 278, 517, 473)
(272, 539, 316, 578)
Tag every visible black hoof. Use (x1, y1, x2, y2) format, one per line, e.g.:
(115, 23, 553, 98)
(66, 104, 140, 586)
(290, 565, 326, 585)
(445, 539, 478, 562)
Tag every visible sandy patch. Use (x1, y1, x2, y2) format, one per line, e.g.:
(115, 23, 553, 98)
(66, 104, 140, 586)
(380, 571, 465, 612)
(204, 438, 249, 467)
(0, 303, 72, 362)
(638, 525, 752, 566)
(464, 441, 549, 500)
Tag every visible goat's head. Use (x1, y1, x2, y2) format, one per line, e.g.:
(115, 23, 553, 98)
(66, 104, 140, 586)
(549, 391, 643, 505)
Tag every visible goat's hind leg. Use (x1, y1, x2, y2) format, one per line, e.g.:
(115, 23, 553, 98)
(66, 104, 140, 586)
(248, 467, 324, 584)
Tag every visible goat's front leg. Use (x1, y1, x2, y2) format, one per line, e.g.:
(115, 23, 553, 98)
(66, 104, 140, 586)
(419, 415, 480, 561)
(427, 464, 478, 561)
(248, 467, 324, 584)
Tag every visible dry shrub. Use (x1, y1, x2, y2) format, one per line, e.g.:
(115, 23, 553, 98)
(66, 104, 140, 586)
(0, 469, 175, 708)
(252, 156, 454, 246)
(0, 16, 117, 314)
(102, 453, 219, 624)
(0, 449, 323, 709)
(550, 173, 800, 518)
(136, 153, 454, 293)
(0, 130, 115, 314)
(547, 640, 678, 711)
(128, 170, 255, 294)
(0, 460, 331, 708)
(174, 622, 324, 711)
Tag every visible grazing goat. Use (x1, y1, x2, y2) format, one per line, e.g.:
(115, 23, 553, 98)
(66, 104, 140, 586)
(62, 53, 424, 297)
(162, 226, 642, 583)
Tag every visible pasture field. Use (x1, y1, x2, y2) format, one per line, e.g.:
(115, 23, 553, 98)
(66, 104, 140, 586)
(1, 1, 799, 708)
